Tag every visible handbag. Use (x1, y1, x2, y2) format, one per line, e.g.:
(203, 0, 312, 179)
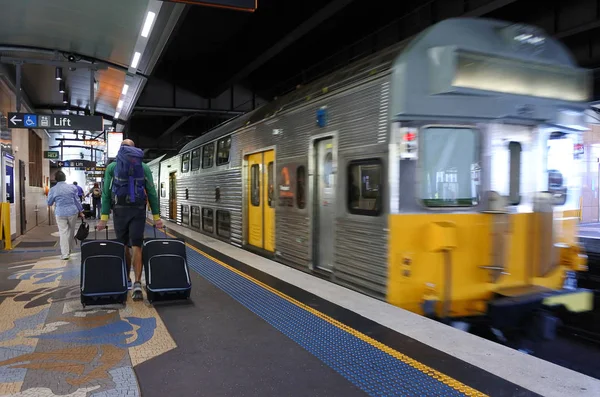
(74, 219, 90, 244)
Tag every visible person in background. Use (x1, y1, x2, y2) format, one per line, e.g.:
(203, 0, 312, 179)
(73, 181, 84, 202)
(86, 182, 102, 219)
(48, 171, 84, 260)
(96, 139, 163, 300)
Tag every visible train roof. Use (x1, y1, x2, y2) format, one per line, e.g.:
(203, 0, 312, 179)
(180, 17, 590, 154)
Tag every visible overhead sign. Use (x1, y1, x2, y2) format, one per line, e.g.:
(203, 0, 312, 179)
(57, 160, 96, 168)
(83, 140, 104, 146)
(85, 166, 106, 172)
(8, 113, 104, 131)
(161, 0, 256, 12)
(43, 151, 59, 159)
(107, 132, 123, 158)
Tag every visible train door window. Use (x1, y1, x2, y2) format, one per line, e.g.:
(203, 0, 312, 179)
(217, 136, 232, 166)
(202, 208, 214, 233)
(191, 206, 200, 229)
(348, 159, 382, 216)
(251, 164, 260, 206)
(181, 205, 190, 225)
(191, 149, 201, 171)
(217, 210, 231, 238)
(297, 165, 306, 209)
(420, 127, 478, 207)
(203, 143, 215, 169)
(181, 153, 190, 173)
(547, 131, 572, 206)
(267, 161, 274, 207)
(160, 182, 166, 198)
(508, 142, 522, 205)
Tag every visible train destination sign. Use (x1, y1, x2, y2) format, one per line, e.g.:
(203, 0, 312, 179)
(8, 113, 104, 131)
(43, 151, 59, 159)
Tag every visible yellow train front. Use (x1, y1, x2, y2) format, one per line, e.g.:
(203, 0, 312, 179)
(161, 18, 594, 340)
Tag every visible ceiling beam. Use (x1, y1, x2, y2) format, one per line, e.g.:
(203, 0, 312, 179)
(35, 104, 115, 122)
(554, 19, 600, 40)
(134, 105, 244, 117)
(143, 115, 192, 154)
(214, 0, 357, 95)
(462, 0, 519, 17)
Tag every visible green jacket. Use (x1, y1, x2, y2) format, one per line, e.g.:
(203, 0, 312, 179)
(100, 162, 160, 221)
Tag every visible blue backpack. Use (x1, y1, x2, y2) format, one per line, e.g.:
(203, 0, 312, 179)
(112, 146, 147, 204)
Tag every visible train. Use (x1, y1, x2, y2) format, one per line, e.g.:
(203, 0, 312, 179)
(147, 17, 594, 338)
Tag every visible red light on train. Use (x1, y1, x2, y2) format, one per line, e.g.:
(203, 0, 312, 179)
(403, 132, 416, 142)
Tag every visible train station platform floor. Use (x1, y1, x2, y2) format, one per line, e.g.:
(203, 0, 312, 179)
(0, 221, 599, 396)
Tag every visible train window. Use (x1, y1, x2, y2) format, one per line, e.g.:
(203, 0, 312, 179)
(181, 205, 189, 225)
(267, 162, 274, 207)
(181, 152, 190, 173)
(297, 165, 306, 209)
(217, 137, 232, 166)
(191, 149, 201, 171)
(202, 208, 214, 233)
(420, 127, 478, 207)
(508, 142, 521, 205)
(160, 182, 166, 198)
(348, 159, 382, 216)
(191, 206, 200, 229)
(217, 210, 231, 238)
(251, 164, 260, 206)
(547, 131, 571, 206)
(203, 143, 215, 169)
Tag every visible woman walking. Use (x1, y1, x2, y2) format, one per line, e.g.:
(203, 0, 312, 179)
(48, 171, 84, 260)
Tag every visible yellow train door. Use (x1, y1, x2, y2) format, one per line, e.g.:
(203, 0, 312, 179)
(263, 150, 275, 252)
(246, 150, 275, 252)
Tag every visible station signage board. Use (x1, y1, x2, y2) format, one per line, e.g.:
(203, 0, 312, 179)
(161, 0, 256, 12)
(7, 113, 104, 131)
(43, 151, 59, 159)
(57, 160, 96, 168)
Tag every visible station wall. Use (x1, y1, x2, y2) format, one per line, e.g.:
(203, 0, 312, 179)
(0, 80, 50, 237)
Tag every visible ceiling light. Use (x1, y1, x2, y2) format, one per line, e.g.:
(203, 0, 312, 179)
(114, 112, 120, 120)
(59, 80, 65, 93)
(117, 100, 124, 109)
(55, 67, 63, 81)
(131, 52, 141, 69)
(141, 11, 156, 38)
(122, 84, 129, 95)
(62, 93, 68, 104)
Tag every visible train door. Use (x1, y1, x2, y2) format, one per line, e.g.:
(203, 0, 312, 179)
(169, 172, 177, 220)
(246, 149, 275, 252)
(313, 138, 335, 271)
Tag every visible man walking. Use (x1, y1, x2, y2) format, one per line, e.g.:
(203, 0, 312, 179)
(73, 181, 84, 202)
(96, 139, 163, 301)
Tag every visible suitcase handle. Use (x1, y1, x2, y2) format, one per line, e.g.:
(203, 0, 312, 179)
(94, 225, 109, 240)
(153, 224, 168, 238)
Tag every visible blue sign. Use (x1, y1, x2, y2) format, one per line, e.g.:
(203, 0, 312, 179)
(24, 114, 37, 128)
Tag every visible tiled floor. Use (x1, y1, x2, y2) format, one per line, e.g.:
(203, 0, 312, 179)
(0, 221, 176, 397)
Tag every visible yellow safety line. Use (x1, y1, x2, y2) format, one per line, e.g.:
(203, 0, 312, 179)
(152, 224, 488, 396)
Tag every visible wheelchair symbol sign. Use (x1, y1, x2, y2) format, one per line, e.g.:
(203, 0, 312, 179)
(24, 114, 37, 127)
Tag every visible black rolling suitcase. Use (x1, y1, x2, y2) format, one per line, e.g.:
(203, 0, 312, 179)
(80, 228, 128, 307)
(142, 227, 191, 303)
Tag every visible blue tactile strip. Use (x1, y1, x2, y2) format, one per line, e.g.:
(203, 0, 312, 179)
(147, 227, 486, 397)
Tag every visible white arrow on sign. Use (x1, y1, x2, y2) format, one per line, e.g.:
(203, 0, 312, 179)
(10, 115, 22, 125)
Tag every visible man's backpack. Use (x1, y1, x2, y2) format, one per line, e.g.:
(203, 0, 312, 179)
(112, 145, 147, 205)
(92, 187, 101, 199)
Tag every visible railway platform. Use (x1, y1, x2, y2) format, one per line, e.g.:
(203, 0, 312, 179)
(0, 221, 599, 397)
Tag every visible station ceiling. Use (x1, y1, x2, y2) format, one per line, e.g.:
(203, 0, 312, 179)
(2, 0, 600, 160)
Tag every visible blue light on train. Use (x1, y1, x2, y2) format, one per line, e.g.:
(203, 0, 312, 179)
(316, 106, 328, 127)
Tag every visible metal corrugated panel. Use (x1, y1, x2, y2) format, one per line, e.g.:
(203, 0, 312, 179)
(276, 211, 310, 267)
(334, 218, 388, 297)
(177, 168, 243, 245)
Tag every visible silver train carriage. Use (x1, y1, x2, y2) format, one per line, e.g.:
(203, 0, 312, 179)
(150, 18, 594, 328)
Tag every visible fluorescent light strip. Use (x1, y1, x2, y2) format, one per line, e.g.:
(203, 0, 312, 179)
(122, 84, 129, 95)
(114, 112, 120, 119)
(141, 11, 156, 38)
(117, 100, 124, 109)
(131, 52, 141, 69)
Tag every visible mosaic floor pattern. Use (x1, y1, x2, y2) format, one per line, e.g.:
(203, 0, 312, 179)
(0, 253, 176, 397)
